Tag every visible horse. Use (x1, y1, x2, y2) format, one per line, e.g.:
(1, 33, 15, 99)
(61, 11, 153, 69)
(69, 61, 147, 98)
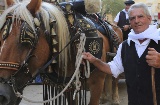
(79, 9, 123, 105)
(0, 0, 122, 105)
(99, 22, 124, 105)
(58, 1, 123, 105)
(0, 0, 107, 105)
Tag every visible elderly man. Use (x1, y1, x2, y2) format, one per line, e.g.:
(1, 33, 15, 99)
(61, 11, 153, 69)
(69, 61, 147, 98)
(83, 3, 160, 105)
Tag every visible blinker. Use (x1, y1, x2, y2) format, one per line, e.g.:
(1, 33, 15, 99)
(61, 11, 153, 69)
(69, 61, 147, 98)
(1, 14, 12, 40)
(20, 21, 38, 47)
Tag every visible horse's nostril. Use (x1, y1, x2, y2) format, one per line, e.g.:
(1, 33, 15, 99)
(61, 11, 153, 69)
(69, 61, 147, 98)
(0, 95, 5, 102)
(0, 95, 8, 105)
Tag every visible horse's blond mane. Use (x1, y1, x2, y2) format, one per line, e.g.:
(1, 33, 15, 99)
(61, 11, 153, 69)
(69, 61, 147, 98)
(0, 1, 70, 72)
(40, 2, 70, 71)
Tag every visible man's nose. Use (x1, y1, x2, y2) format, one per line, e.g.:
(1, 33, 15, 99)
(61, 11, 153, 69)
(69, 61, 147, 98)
(135, 17, 140, 23)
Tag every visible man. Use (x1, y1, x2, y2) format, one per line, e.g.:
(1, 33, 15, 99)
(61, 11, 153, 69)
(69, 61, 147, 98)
(114, 0, 135, 40)
(153, 19, 159, 28)
(83, 3, 160, 105)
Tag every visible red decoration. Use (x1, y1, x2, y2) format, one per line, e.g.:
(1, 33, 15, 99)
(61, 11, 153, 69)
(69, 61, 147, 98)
(158, 12, 160, 19)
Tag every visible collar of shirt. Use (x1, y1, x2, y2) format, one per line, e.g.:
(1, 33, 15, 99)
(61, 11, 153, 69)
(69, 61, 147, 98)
(127, 38, 150, 46)
(122, 9, 128, 14)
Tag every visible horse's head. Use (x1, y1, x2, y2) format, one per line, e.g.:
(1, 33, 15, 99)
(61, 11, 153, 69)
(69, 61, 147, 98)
(0, 0, 53, 104)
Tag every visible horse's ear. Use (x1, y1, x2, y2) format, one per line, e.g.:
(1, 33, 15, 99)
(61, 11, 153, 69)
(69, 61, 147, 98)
(6, 0, 15, 7)
(27, 0, 42, 16)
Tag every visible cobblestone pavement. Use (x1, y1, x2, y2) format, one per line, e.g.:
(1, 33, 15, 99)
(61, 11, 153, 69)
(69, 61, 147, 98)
(20, 79, 127, 105)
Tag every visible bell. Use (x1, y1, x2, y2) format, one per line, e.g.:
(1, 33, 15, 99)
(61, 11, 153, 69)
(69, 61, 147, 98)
(52, 60, 57, 64)
(53, 48, 57, 53)
(47, 66, 53, 73)
(51, 28, 56, 36)
(52, 39, 58, 45)
(34, 18, 40, 27)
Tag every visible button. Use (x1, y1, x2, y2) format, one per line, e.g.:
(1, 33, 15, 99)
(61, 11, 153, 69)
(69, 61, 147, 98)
(137, 60, 140, 64)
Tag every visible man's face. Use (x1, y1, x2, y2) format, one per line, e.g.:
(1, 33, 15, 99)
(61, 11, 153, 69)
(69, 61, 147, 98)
(129, 8, 152, 34)
(125, 4, 132, 11)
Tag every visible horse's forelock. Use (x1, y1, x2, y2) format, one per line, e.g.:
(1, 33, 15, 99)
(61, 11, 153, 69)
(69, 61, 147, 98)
(0, 4, 19, 29)
(0, 1, 36, 34)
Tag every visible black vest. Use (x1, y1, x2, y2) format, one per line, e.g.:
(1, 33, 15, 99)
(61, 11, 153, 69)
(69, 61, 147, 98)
(117, 11, 129, 29)
(121, 40, 160, 105)
(117, 11, 130, 40)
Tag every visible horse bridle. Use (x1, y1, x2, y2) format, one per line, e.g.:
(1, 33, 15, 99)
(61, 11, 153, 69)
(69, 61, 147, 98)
(0, 12, 81, 94)
(0, 13, 41, 92)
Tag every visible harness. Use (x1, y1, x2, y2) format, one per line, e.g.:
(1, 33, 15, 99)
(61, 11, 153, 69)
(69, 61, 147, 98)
(0, 1, 103, 104)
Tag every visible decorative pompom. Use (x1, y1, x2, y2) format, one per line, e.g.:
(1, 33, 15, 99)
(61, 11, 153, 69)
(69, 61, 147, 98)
(84, 0, 102, 14)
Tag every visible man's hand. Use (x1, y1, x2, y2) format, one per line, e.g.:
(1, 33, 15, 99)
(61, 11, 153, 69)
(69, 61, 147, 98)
(123, 25, 130, 31)
(82, 52, 97, 64)
(146, 48, 160, 68)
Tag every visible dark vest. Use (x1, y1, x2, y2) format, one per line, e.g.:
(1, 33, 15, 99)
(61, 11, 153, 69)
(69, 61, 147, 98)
(121, 40, 160, 105)
(117, 11, 130, 40)
(117, 11, 129, 29)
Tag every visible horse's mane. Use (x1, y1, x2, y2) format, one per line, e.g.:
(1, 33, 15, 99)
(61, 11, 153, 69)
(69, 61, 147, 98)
(40, 2, 70, 71)
(0, 0, 71, 71)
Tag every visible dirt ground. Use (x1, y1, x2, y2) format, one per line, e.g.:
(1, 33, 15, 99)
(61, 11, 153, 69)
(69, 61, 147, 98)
(19, 79, 128, 105)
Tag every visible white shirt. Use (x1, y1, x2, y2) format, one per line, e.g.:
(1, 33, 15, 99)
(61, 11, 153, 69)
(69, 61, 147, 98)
(114, 9, 129, 23)
(108, 25, 160, 78)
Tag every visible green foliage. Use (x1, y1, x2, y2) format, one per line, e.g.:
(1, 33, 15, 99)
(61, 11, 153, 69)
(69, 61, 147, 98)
(101, 0, 124, 18)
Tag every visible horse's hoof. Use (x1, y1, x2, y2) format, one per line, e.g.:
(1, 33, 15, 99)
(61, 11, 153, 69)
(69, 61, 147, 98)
(112, 103, 119, 105)
(100, 101, 112, 105)
(99, 97, 107, 104)
(111, 101, 120, 105)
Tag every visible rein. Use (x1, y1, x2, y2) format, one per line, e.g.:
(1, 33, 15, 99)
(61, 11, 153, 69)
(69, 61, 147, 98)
(15, 33, 89, 104)
(11, 19, 81, 93)
(0, 12, 86, 102)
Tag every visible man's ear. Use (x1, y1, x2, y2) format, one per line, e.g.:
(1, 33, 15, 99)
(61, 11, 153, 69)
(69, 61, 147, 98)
(148, 16, 152, 21)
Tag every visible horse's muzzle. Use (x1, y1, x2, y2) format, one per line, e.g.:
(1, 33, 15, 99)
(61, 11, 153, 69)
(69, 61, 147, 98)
(0, 83, 17, 105)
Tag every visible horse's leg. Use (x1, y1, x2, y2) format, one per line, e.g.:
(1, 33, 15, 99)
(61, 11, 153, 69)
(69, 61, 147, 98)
(100, 75, 113, 104)
(87, 70, 106, 105)
(112, 73, 125, 105)
(87, 31, 110, 105)
(112, 76, 120, 105)
(65, 89, 79, 105)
